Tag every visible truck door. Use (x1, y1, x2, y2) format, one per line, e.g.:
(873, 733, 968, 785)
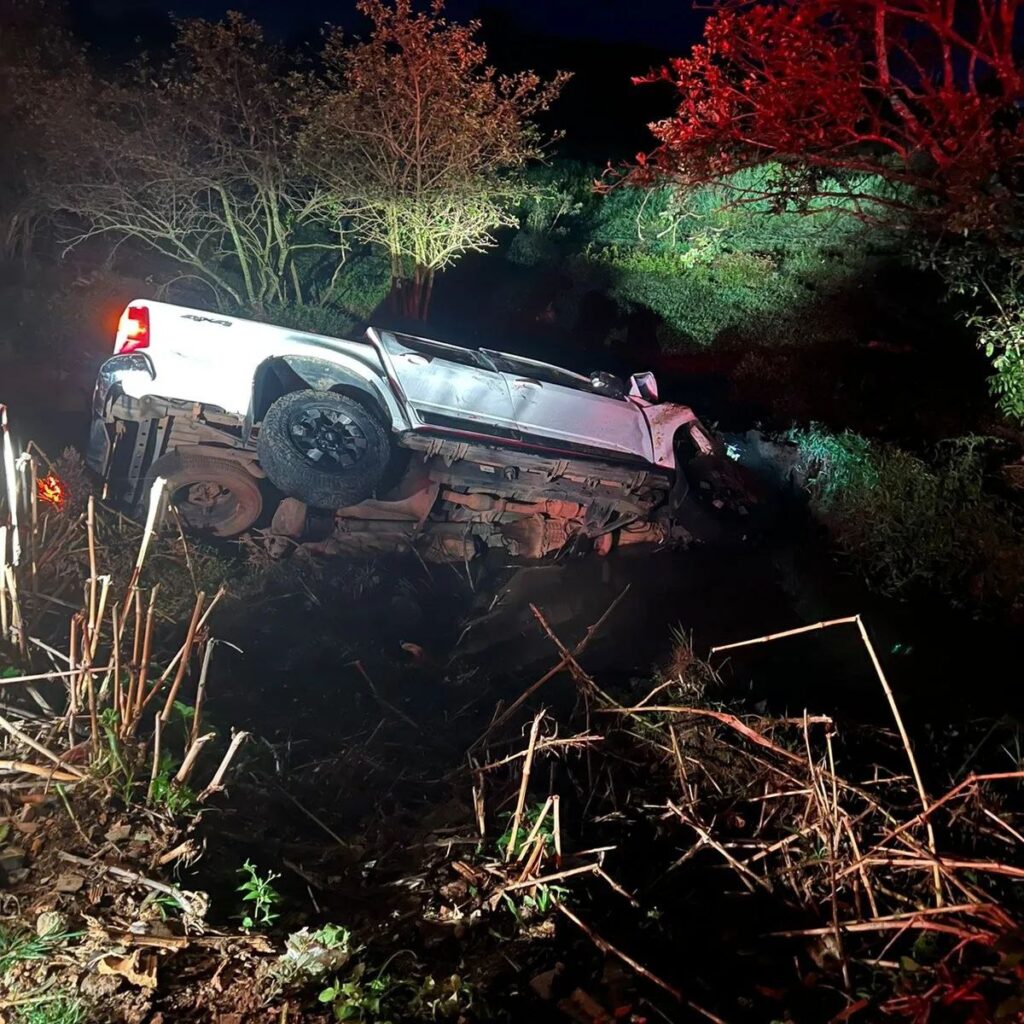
(373, 331, 518, 439)
(482, 350, 653, 462)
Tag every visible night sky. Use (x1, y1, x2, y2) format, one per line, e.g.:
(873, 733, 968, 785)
(67, 0, 704, 49)
(65, 0, 707, 158)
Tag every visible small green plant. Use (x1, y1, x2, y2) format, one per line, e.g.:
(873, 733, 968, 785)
(236, 859, 281, 932)
(495, 801, 554, 860)
(96, 707, 135, 803)
(11, 994, 89, 1024)
(274, 923, 356, 984)
(319, 964, 399, 1022)
(148, 758, 197, 815)
(0, 924, 80, 977)
(408, 974, 476, 1021)
(502, 882, 569, 922)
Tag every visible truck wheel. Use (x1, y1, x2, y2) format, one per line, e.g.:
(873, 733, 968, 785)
(257, 389, 390, 509)
(150, 451, 263, 538)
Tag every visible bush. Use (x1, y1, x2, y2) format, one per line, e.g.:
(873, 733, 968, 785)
(505, 163, 896, 351)
(253, 250, 391, 339)
(791, 427, 1024, 607)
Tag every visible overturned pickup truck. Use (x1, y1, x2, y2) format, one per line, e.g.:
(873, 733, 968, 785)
(88, 300, 750, 561)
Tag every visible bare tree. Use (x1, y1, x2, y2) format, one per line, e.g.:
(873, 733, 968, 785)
(47, 15, 346, 311)
(304, 0, 569, 319)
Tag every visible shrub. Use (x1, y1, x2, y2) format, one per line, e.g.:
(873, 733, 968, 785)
(791, 427, 1024, 607)
(505, 162, 896, 352)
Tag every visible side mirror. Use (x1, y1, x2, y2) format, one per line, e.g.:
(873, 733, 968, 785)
(629, 371, 659, 403)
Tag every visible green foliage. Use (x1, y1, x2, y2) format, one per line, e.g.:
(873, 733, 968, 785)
(149, 757, 198, 815)
(274, 923, 356, 985)
(319, 964, 397, 1023)
(318, 967, 476, 1023)
(791, 427, 1024, 603)
(502, 882, 569, 922)
(508, 162, 896, 351)
(495, 800, 554, 859)
(965, 295, 1024, 424)
(913, 239, 1024, 424)
(407, 974, 476, 1021)
(322, 252, 392, 323)
(237, 859, 281, 931)
(95, 707, 135, 802)
(257, 250, 392, 339)
(11, 994, 89, 1024)
(0, 923, 80, 977)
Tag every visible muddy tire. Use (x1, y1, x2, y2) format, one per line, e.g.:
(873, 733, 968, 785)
(257, 389, 390, 509)
(150, 451, 263, 538)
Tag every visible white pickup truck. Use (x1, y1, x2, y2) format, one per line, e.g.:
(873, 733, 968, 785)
(87, 300, 746, 560)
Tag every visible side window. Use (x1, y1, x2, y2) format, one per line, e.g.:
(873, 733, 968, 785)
(392, 333, 487, 370)
(488, 351, 614, 395)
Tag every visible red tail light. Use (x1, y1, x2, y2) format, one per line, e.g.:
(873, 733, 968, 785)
(116, 304, 150, 354)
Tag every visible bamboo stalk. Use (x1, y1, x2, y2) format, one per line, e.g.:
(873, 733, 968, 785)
(517, 795, 553, 863)
(4, 565, 26, 657)
(112, 605, 123, 726)
(0, 759, 81, 782)
(552, 794, 562, 865)
(159, 591, 205, 724)
(86, 668, 99, 759)
(710, 616, 859, 654)
(175, 732, 215, 785)
(127, 586, 159, 733)
(854, 616, 943, 907)
(147, 713, 162, 803)
(0, 530, 10, 638)
(120, 476, 166, 620)
(0, 664, 113, 687)
(27, 456, 37, 590)
(199, 730, 249, 801)
(86, 496, 97, 644)
(505, 712, 543, 862)
(89, 575, 111, 663)
(190, 640, 214, 747)
(156, 586, 226, 686)
(0, 712, 85, 778)
(0, 406, 21, 567)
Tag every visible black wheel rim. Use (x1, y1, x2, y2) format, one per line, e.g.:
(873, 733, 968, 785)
(173, 480, 240, 530)
(287, 404, 368, 471)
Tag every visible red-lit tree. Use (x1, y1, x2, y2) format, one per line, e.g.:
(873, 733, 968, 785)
(634, 0, 1024, 235)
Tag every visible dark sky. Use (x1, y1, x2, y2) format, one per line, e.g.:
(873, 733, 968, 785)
(66, 0, 706, 159)
(68, 0, 704, 50)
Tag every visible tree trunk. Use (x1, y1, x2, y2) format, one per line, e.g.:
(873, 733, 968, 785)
(388, 264, 435, 321)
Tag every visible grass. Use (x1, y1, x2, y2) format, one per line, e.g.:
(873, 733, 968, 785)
(11, 995, 89, 1024)
(0, 925, 80, 978)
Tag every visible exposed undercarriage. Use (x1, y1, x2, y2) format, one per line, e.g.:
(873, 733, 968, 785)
(94, 396, 698, 563)
(270, 435, 687, 563)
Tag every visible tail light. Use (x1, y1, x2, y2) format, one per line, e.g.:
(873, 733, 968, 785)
(116, 304, 150, 354)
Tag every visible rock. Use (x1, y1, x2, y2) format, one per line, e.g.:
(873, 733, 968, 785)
(271, 497, 308, 539)
(0, 846, 26, 877)
(36, 910, 67, 936)
(54, 872, 85, 893)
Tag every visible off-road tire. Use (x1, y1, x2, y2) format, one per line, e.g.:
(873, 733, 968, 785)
(257, 389, 390, 509)
(149, 450, 263, 538)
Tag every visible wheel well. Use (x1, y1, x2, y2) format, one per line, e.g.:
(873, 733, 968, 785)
(252, 359, 391, 429)
(328, 383, 389, 428)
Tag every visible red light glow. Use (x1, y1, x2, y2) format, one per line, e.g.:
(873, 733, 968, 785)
(37, 473, 66, 509)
